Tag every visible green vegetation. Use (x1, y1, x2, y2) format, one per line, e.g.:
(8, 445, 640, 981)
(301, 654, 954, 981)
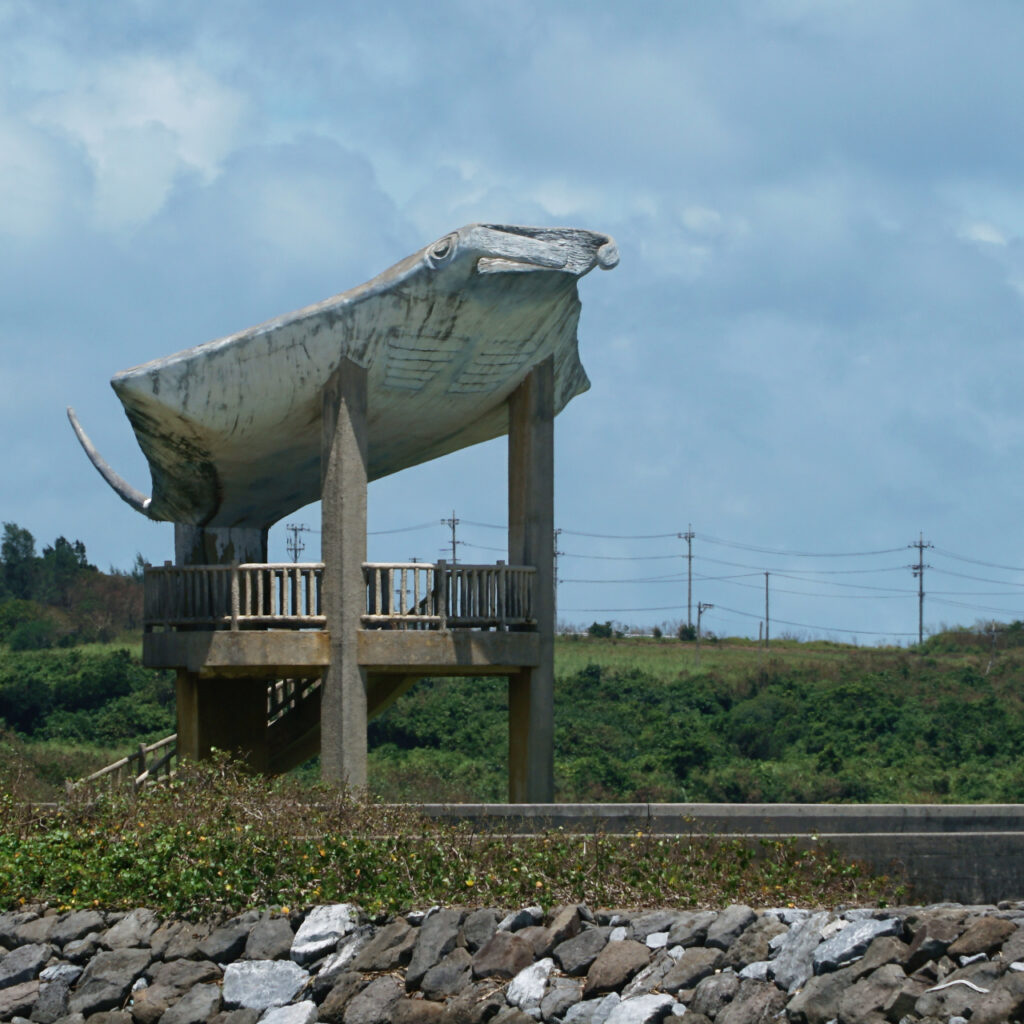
(0, 756, 897, 916)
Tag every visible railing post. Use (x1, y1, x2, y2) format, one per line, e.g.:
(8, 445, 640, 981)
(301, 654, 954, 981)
(498, 561, 507, 630)
(230, 562, 240, 630)
(437, 559, 448, 631)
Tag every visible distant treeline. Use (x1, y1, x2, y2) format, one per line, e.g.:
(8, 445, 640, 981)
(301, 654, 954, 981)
(0, 522, 144, 649)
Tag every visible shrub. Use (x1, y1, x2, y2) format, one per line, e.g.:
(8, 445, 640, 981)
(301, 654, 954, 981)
(8, 619, 55, 651)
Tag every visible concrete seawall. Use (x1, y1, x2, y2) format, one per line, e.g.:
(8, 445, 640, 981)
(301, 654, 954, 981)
(420, 803, 1024, 905)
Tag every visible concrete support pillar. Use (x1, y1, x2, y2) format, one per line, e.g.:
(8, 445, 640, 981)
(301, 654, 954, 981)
(175, 671, 269, 771)
(507, 356, 555, 803)
(174, 525, 267, 566)
(320, 359, 369, 788)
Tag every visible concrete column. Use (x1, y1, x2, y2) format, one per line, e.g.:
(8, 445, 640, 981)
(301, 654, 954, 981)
(320, 359, 369, 788)
(174, 525, 267, 566)
(507, 356, 555, 803)
(175, 671, 269, 771)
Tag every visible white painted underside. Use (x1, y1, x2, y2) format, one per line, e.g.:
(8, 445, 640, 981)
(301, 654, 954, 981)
(108, 224, 617, 527)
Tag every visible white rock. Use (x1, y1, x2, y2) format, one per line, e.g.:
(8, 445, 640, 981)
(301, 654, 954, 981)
(739, 960, 772, 981)
(564, 992, 620, 1024)
(645, 932, 668, 950)
(604, 993, 675, 1024)
(508, 958, 555, 1014)
(820, 918, 848, 940)
(609, 927, 628, 943)
(666, 945, 685, 961)
(223, 960, 310, 1010)
(259, 1000, 318, 1024)
(290, 904, 358, 965)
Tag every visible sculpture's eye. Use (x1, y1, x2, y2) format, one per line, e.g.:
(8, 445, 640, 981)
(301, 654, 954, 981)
(426, 233, 458, 268)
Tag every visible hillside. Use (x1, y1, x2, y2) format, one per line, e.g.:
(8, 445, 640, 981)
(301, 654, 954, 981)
(4, 624, 1024, 805)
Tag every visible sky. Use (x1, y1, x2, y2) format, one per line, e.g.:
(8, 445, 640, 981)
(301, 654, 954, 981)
(3, 0, 1024, 644)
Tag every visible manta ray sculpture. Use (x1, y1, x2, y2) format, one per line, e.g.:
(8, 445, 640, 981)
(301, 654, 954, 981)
(69, 223, 617, 529)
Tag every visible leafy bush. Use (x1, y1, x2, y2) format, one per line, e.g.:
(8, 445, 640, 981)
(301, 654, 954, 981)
(8, 619, 56, 651)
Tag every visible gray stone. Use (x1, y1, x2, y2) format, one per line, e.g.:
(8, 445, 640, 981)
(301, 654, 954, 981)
(627, 913, 679, 943)
(506, 957, 553, 1015)
(583, 941, 649, 999)
(13, 918, 58, 947)
(602, 993, 673, 1024)
(688, 972, 739, 1019)
(148, 958, 221, 996)
(539, 977, 581, 1021)
(62, 933, 101, 965)
(440, 980, 506, 1024)
(665, 911, 716, 949)
(101, 911, 160, 951)
(317, 973, 366, 1023)
(812, 917, 902, 974)
(704, 905, 756, 952)
(159, 983, 221, 1024)
(39, 964, 82, 985)
(0, 912, 39, 947)
(543, 907, 583, 951)
(0, 943, 53, 988)
(971, 971, 1024, 1024)
(738, 960, 771, 981)
(421, 948, 473, 1001)
(258, 1001, 318, 1024)
(161, 921, 213, 961)
(947, 916, 1017, 957)
(68, 948, 151, 1017)
(563, 993, 620, 1024)
(784, 962, 859, 1024)
(608, 928, 628, 944)
(407, 910, 464, 989)
(290, 905, 358, 967)
(210, 1011, 261, 1024)
(620, 952, 674, 1000)
(242, 914, 293, 961)
(722, 915, 786, 970)
(903, 916, 961, 972)
(29, 979, 69, 1024)
(497, 908, 543, 933)
(836, 963, 907, 1024)
(772, 910, 829, 992)
(554, 928, 611, 977)
(462, 911, 499, 954)
(198, 912, 260, 965)
(86, 1012, 134, 1024)
(392, 998, 446, 1024)
(914, 960, 1006, 1019)
(352, 920, 415, 971)
(713, 979, 786, 1024)
(472, 932, 534, 982)
(222, 959, 309, 1010)
(0, 980, 39, 1021)
(660, 947, 722, 994)
(48, 913, 105, 950)
(342, 976, 403, 1024)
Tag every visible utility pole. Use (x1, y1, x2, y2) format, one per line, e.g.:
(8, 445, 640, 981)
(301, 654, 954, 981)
(441, 510, 460, 566)
(679, 525, 695, 629)
(696, 601, 714, 667)
(764, 571, 770, 649)
(553, 527, 563, 631)
(908, 532, 933, 647)
(286, 523, 310, 562)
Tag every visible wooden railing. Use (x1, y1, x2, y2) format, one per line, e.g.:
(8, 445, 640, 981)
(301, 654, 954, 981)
(363, 560, 535, 630)
(144, 562, 325, 631)
(78, 734, 177, 791)
(144, 560, 535, 631)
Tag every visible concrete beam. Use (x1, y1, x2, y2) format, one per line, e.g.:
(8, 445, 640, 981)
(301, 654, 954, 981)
(320, 360, 369, 788)
(507, 358, 555, 803)
(358, 630, 539, 673)
(144, 630, 329, 676)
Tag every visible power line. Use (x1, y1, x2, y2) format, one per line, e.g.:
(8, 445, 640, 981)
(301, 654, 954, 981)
(699, 534, 908, 558)
(933, 546, 1024, 573)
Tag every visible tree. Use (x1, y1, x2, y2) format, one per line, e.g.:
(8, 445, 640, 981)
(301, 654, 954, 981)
(37, 536, 94, 607)
(587, 621, 614, 639)
(1, 523, 36, 600)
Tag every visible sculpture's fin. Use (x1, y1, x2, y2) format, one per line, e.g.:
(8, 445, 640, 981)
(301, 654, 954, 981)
(67, 407, 155, 518)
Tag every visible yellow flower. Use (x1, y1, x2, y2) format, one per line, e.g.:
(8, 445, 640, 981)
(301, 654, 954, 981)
(465, 879, 475, 887)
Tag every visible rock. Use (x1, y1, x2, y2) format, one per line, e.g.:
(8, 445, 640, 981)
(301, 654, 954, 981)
(290, 905, 359, 967)
(852, 935, 908, 979)
(0, 943, 53, 988)
(242, 914, 294, 961)
(13, 917, 58, 947)
(421, 948, 473, 1001)
(704, 905, 756, 951)
(461, 911, 499, 954)
(602, 993, 674, 1024)
(971, 970, 1024, 1024)
(29, 979, 69, 1024)
(130, 959, 222, 1023)
(48, 912, 106, 950)
(317, 973, 366, 1023)
(621, 952, 674, 999)
(722, 915, 786, 970)
(513, 926, 550, 958)
(563, 993, 620, 1024)
(440, 980, 506, 1024)
(835, 963, 907, 1024)
(472, 932, 534, 982)
(554, 928, 612, 976)
(688, 972, 739, 1018)
(82, 1011, 132, 1024)
(407, 910, 464, 989)
(785, 962, 859, 1024)
(352, 920, 415, 971)
(161, 922, 213, 961)
(914, 960, 1006, 1019)
(772, 911, 829, 992)
(738, 960, 771, 981)
(540, 977, 581, 1021)
(715, 979, 786, 1024)
(210, 1011, 261, 1024)
(497, 908, 542, 933)
(506, 957, 553, 1015)
(342, 976, 403, 1024)
(947, 916, 1017, 957)
(543, 907, 583, 951)
(159, 983, 221, 1024)
(584, 941, 650, 998)
(812, 916, 902, 974)
(608, 928, 628, 944)
(903, 916, 962, 972)
(198, 912, 260, 965)
(627, 913, 679, 943)
(0, 912, 39, 947)
(392, 998, 447, 1024)
(102, 911, 160, 951)
(68, 948, 152, 1017)
(63, 933, 101, 965)
(0, 980, 39, 1021)
(660, 947, 722, 994)
(221, 959, 309, 1010)
(259, 1001, 318, 1024)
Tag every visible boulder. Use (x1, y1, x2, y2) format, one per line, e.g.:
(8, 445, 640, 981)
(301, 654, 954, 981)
(554, 928, 612, 976)
(660, 947, 722, 994)
(506, 957, 553, 1015)
(158, 982, 222, 1024)
(563, 993, 620, 1024)
(198, 911, 260, 965)
(68, 948, 152, 1017)
(421, 948, 473, 1001)
(290, 905, 359, 967)
(688, 972, 740, 1019)
(772, 910, 829, 992)
(704, 906, 756, 951)
(102, 911, 160, 951)
(352, 920, 415, 971)
(461, 911, 499, 954)
(342, 975, 403, 1024)
(602, 993, 674, 1024)
(583, 941, 650, 998)
(666, 911, 716, 949)
(812, 916, 902, 974)
(947, 916, 1017, 957)
(221, 959, 309, 1010)
(259, 1001, 318, 1024)
(0, 943, 53, 989)
(472, 932, 534, 982)
(835, 963, 907, 1024)
(715, 979, 786, 1024)
(407, 910, 464, 989)
(29, 977, 69, 1024)
(243, 914, 294, 961)
(540, 976, 582, 1021)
